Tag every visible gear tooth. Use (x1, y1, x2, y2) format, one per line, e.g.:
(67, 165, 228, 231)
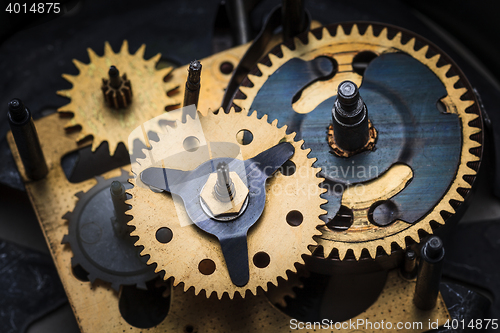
(351, 24, 360, 36)
(428, 54, 440, 67)
(338, 246, 348, 260)
(261, 114, 269, 123)
(75, 132, 91, 143)
(307, 31, 318, 42)
(56, 89, 72, 98)
(404, 37, 416, 51)
(86, 47, 99, 62)
(268, 53, 281, 65)
(447, 75, 460, 85)
(88, 273, 97, 284)
(438, 64, 452, 77)
(322, 26, 332, 38)
(108, 141, 120, 157)
(104, 41, 114, 56)
(271, 118, 278, 126)
(149, 53, 162, 64)
(256, 62, 271, 76)
(134, 44, 146, 58)
(62, 211, 72, 221)
(367, 247, 377, 259)
(335, 24, 346, 37)
(61, 73, 77, 84)
(392, 31, 403, 43)
(280, 44, 294, 58)
(378, 27, 389, 40)
(416, 44, 429, 57)
(120, 40, 129, 54)
(61, 234, 69, 244)
(293, 36, 306, 49)
(72, 59, 86, 72)
(353, 248, 361, 260)
(364, 25, 374, 38)
(74, 191, 85, 199)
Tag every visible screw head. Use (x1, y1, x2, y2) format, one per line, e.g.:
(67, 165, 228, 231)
(337, 80, 359, 109)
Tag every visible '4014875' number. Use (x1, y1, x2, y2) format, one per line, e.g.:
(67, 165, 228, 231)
(6, 3, 61, 13)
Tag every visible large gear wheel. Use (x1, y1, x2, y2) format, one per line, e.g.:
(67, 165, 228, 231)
(57, 40, 180, 155)
(232, 23, 483, 261)
(62, 170, 158, 291)
(127, 109, 326, 299)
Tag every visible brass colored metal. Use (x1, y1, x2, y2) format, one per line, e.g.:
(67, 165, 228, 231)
(200, 171, 249, 218)
(128, 109, 327, 299)
(57, 40, 178, 155)
(7, 45, 449, 333)
(101, 66, 133, 109)
(234, 24, 482, 260)
(327, 119, 377, 157)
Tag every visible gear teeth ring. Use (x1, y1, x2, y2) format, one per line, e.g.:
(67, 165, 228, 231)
(57, 40, 181, 155)
(127, 108, 327, 299)
(62, 169, 157, 290)
(233, 23, 482, 261)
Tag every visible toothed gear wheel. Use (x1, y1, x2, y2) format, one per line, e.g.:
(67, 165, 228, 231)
(232, 23, 483, 261)
(57, 40, 180, 155)
(62, 170, 157, 290)
(127, 109, 326, 299)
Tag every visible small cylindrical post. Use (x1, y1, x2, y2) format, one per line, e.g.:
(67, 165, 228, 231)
(413, 236, 445, 310)
(331, 80, 370, 152)
(108, 66, 122, 89)
(282, 0, 306, 42)
(182, 60, 202, 122)
(215, 162, 235, 202)
(183, 60, 202, 108)
(401, 249, 418, 279)
(110, 181, 128, 237)
(7, 98, 48, 180)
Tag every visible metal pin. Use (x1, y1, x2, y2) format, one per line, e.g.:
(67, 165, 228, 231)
(7, 98, 48, 180)
(108, 65, 122, 89)
(215, 162, 235, 202)
(401, 249, 418, 279)
(332, 81, 370, 152)
(413, 236, 445, 310)
(182, 60, 202, 122)
(282, 0, 306, 42)
(110, 181, 128, 237)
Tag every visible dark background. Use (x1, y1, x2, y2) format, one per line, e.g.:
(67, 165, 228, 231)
(0, 0, 499, 332)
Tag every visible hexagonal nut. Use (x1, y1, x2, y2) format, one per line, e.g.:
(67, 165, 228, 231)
(200, 172, 249, 217)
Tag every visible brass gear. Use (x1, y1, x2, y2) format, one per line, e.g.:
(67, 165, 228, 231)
(57, 40, 180, 155)
(126, 109, 326, 298)
(233, 23, 482, 261)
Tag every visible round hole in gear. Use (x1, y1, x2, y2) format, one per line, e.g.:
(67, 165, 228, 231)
(352, 51, 378, 75)
(184, 325, 195, 333)
(326, 205, 354, 231)
(253, 252, 270, 268)
(183, 136, 200, 152)
(368, 200, 399, 227)
(155, 227, 173, 244)
(286, 210, 303, 226)
(220, 61, 234, 74)
(279, 160, 296, 176)
(236, 129, 253, 145)
(198, 259, 216, 275)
